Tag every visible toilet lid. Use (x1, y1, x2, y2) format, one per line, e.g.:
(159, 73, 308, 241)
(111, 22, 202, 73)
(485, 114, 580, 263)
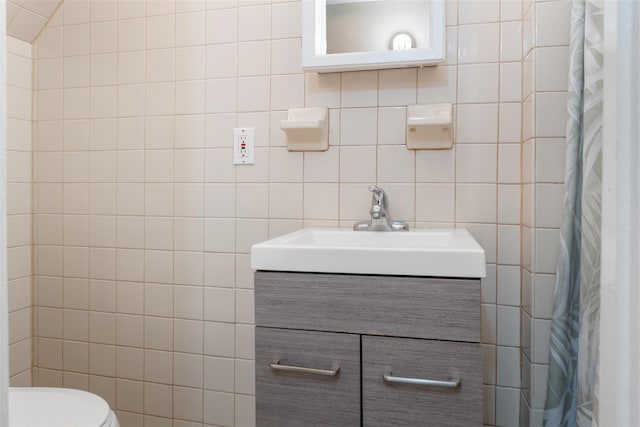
(9, 387, 112, 427)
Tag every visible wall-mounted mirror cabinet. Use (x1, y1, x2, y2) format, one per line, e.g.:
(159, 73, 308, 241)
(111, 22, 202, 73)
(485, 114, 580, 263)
(302, 0, 445, 73)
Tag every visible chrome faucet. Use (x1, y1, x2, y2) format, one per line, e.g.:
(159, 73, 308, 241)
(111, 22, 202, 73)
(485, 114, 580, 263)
(353, 185, 409, 231)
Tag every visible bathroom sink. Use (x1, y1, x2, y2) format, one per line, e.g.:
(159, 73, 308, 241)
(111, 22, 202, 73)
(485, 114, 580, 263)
(251, 228, 486, 278)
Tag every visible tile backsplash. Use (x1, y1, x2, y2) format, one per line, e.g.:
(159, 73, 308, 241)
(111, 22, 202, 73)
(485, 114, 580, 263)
(0, 0, 569, 426)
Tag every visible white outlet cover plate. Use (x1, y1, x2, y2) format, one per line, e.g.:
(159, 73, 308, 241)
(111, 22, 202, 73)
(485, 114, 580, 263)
(233, 127, 255, 165)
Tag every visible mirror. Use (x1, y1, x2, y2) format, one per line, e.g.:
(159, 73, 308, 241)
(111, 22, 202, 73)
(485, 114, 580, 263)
(302, 0, 445, 73)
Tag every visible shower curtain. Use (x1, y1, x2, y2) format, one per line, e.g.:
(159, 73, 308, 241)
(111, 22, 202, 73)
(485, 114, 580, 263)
(544, 0, 603, 426)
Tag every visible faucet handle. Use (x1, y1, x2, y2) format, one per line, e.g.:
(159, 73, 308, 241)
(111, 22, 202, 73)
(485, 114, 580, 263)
(368, 185, 385, 205)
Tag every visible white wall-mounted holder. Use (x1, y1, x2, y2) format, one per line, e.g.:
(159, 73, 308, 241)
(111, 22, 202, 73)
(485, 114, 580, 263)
(280, 107, 329, 152)
(406, 103, 453, 150)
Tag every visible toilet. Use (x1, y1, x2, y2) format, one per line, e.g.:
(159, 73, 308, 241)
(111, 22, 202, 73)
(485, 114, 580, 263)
(9, 387, 119, 427)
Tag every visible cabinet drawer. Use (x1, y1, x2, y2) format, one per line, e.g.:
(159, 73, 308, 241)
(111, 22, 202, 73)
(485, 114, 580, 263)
(255, 327, 361, 427)
(362, 336, 482, 427)
(255, 271, 481, 342)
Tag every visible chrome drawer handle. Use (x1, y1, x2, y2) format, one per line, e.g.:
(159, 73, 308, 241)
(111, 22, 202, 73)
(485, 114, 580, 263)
(269, 360, 340, 377)
(383, 372, 461, 389)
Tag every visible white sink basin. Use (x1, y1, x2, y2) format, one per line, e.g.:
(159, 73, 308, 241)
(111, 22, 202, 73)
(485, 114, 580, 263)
(251, 228, 486, 278)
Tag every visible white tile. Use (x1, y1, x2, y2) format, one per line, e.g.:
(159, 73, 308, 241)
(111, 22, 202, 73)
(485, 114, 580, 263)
(341, 71, 378, 108)
(377, 146, 414, 183)
(534, 274, 556, 319)
(175, 11, 206, 47)
(235, 394, 256, 427)
(269, 183, 303, 219)
(498, 143, 520, 184)
(496, 387, 521, 427)
(340, 108, 377, 146)
(173, 218, 204, 251)
(237, 77, 270, 112)
(116, 84, 145, 118)
(415, 148, 455, 183)
(175, 80, 206, 115)
(205, 79, 237, 113)
(458, 63, 499, 103)
(456, 104, 498, 143)
(270, 74, 304, 110)
(204, 356, 234, 392)
(204, 218, 236, 253)
(175, 46, 206, 80)
(532, 363, 549, 410)
(458, 23, 500, 63)
(303, 147, 339, 182)
(206, 8, 237, 44)
(416, 183, 454, 223)
(498, 224, 521, 266)
(496, 346, 521, 387)
(204, 391, 234, 426)
(497, 306, 521, 347)
(458, 0, 500, 24)
(456, 144, 497, 183)
(235, 289, 254, 324)
(303, 183, 339, 220)
(116, 18, 144, 52)
(481, 303, 496, 344)
(174, 354, 204, 390)
(501, 21, 522, 62)
(206, 44, 237, 78)
(499, 103, 522, 143)
(536, 46, 570, 92)
(339, 146, 376, 183)
(534, 228, 560, 274)
(204, 288, 235, 323)
(271, 2, 301, 39)
(174, 183, 204, 217)
(271, 38, 302, 75)
(238, 5, 270, 41)
(497, 184, 521, 225)
(377, 107, 406, 146)
(175, 115, 205, 148)
(204, 253, 235, 288)
(236, 184, 268, 218)
(378, 69, 417, 106)
(269, 148, 303, 182)
(483, 385, 496, 425)
(237, 41, 270, 76)
(456, 184, 497, 223)
(502, 0, 522, 21)
(117, 0, 144, 19)
(536, 138, 566, 183)
(535, 1, 571, 47)
(533, 319, 551, 364)
(305, 73, 341, 109)
(205, 114, 236, 148)
(500, 62, 522, 102)
(417, 65, 457, 104)
(146, 15, 175, 49)
(535, 184, 564, 228)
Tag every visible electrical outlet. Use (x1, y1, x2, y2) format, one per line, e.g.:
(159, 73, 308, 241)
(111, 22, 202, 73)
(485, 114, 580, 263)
(233, 128, 255, 165)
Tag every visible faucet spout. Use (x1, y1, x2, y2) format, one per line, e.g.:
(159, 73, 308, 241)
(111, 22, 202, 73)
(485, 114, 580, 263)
(353, 185, 409, 231)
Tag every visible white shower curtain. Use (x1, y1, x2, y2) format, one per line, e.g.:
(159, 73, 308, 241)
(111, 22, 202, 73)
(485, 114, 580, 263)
(544, 0, 603, 426)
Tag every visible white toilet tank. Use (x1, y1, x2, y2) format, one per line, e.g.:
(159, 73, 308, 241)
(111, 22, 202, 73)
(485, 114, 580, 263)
(9, 387, 119, 427)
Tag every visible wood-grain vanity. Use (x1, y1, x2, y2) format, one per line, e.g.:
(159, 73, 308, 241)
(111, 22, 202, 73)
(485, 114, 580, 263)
(254, 271, 482, 427)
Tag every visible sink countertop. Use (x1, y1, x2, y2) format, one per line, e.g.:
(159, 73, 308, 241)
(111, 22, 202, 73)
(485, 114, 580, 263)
(251, 228, 486, 278)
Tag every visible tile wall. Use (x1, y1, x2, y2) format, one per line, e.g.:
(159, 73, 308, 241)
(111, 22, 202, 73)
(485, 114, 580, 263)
(520, 0, 570, 426)
(11, 0, 567, 426)
(7, 35, 34, 386)
(6, 0, 62, 43)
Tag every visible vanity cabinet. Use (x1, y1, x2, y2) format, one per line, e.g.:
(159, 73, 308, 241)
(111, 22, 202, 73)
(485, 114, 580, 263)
(255, 271, 482, 427)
